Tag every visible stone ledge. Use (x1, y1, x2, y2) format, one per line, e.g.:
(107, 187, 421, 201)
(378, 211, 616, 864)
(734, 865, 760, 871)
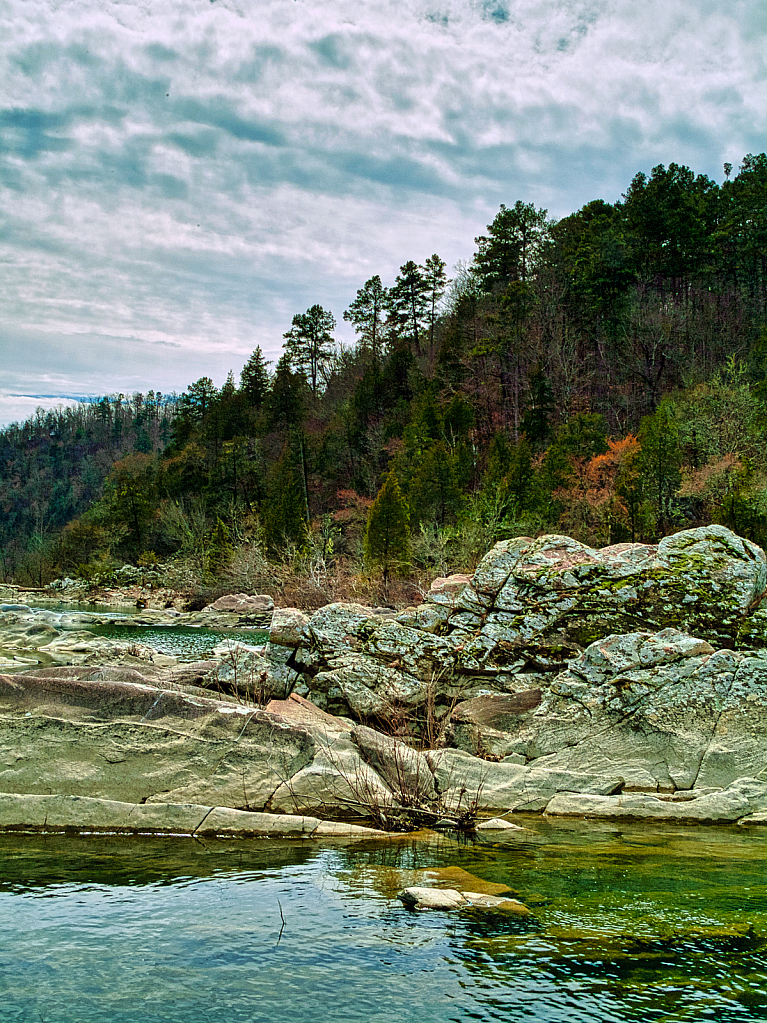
(0, 793, 387, 838)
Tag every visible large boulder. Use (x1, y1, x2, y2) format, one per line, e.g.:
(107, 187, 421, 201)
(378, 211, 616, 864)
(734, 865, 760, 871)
(0, 669, 315, 809)
(450, 628, 767, 792)
(264, 526, 767, 722)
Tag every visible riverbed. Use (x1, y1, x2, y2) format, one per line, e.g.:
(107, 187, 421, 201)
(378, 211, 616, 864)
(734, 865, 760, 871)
(1, 819, 766, 1022)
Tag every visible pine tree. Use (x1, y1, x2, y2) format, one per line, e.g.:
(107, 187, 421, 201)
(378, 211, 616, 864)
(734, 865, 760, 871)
(364, 471, 410, 587)
(343, 276, 388, 359)
(388, 261, 429, 354)
(240, 346, 271, 409)
(422, 254, 448, 356)
(207, 516, 234, 576)
(283, 305, 336, 396)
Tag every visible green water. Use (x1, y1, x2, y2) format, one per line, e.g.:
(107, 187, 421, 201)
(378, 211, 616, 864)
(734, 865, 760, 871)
(1, 820, 766, 1022)
(87, 623, 269, 660)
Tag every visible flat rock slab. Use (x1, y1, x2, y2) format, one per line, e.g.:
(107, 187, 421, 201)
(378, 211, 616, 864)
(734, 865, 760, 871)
(203, 594, 274, 614)
(544, 777, 767, 823)
(0, 793, 386, 838)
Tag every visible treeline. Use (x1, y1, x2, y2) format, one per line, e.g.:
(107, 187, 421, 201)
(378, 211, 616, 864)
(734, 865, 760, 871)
(4, 153, 767, 591)
(0, 393, 178, 583)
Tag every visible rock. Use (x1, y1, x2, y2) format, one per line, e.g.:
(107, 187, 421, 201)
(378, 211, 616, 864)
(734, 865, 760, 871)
(430, 573, 473, 595)
(272, 526, 767, 732)
(544, 777, 767, 823)
(351, 724, 436, 801)
(203, 594, 274, 614)
(265, 691, 352, 732)
(475, 817, 526, 831)
(398, 886, 467, 910)
(0, 793, 386, 838)
(426, 747, 623, 813)
(738, 811, 767, 825)
(447, 691, 543, 758)
(474, 629, 767, 792)
(267, 732, 395, 816)
(397, 885, 531, 915)
(269, 607, 311, 648)
(0, 670, 315, 809)
(461, 892, 532, 915)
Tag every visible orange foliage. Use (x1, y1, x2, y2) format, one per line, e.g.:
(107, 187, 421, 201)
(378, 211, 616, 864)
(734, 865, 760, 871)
(555, 435, 641, 545)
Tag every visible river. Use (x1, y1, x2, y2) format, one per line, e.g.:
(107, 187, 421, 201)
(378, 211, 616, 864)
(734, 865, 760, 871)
(1, 819, 765, 1022)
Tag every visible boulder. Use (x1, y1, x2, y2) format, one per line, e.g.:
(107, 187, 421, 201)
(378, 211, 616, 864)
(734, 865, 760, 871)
(203, 593, 274, 615)
(468, 629, 767, 792)
(267, 526, 767, 727)
(475, 817, 526, 831)
(426, 747, 623, 813)
(397, 885, 531, 915)
(0, 670, 315, 809)
(351, 724, 436, 801)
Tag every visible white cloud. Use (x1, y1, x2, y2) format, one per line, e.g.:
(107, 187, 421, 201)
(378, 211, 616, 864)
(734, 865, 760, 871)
(0, 0, 765, 424)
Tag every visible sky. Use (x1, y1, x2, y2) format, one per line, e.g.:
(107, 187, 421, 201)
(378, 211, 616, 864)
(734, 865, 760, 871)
(0, 0, 765, 427)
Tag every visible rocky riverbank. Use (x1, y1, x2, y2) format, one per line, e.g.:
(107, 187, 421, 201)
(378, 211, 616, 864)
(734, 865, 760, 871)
(2, 524, 767, 834)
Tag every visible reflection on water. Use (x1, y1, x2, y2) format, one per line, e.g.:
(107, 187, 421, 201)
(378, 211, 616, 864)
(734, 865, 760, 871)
(1, 821, 766, 1022)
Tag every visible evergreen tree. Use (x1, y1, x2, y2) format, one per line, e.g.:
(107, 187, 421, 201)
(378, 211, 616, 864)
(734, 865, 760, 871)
(267, 354, 307, 432)
(283, 305, 336, 396)
(422, 254, 449, 355)
(240, 346, 271, 409)
(408, 441, 463, 528)
(207, 516, 234, 576)
(343, 276, 388, 358)
(388, 260, 430, 354)
(472, 201, 549, 293)
(364, 471, 410, 587)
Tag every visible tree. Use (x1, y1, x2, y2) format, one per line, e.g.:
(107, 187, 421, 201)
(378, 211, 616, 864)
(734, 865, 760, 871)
(343, 276, 388, 359)
(388, 261, 430, 354)
(472, 201, 550, 293)
(207, 516, 234, 577)
(172, 377, 218, 447)
(408, 441, 463, 528)
(267, 354, 308, 432)
(638, 398, 682, 532)
(240, 347, 271, 409)
(422, 254, 449, 356)
(364, 471, 410, 587)
(283, 305, 336, 396)
(103, 453, 158, 553)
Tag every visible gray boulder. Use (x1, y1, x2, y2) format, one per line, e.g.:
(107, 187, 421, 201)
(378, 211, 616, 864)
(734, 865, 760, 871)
(265, 526, 767, 724)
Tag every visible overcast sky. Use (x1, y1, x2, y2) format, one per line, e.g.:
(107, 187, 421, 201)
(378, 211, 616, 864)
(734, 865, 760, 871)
(1, 0, 765, 426)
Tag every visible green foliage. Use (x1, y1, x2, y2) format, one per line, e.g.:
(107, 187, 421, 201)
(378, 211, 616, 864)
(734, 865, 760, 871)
(207, 517, 234, 577)
(7, 153, 767, 589)
(638, 399, 682, 531)
(364, 471, 410, 583)
(472, 200, 550, 292)
(283, 304, 336, 395)
(343, 276, 388, 358)
(408, 441, 463, 528)
(240, 346, 271, 409)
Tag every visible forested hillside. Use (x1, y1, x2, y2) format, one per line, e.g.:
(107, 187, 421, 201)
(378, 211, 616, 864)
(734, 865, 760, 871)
(3, 154, 767, 598)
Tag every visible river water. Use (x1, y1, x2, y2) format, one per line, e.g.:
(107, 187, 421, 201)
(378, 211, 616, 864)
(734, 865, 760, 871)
(2, 819, 766, 1022)
(15, 601, 269, 661)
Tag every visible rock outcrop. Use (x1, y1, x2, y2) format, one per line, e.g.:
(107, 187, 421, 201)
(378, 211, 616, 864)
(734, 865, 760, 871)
(3, 525, 767, 832)
(264, 525, 767, 721)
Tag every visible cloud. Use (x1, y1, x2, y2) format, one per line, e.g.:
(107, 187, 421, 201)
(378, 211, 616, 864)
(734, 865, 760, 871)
(0, 0, 765, 426)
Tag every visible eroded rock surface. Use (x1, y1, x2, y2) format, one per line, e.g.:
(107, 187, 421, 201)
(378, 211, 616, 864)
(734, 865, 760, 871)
(266, 525, 767, 722)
